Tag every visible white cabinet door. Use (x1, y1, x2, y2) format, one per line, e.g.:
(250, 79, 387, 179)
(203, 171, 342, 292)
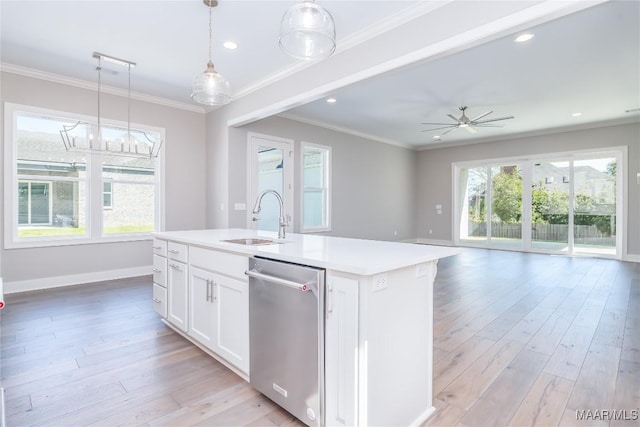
(325, 275, 359, 427)
(189, 267, 216, 349)
(212, 273, 249, 374)
(167, 260, 188, 332)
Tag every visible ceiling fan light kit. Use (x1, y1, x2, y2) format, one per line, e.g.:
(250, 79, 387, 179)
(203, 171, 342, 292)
(421, 106, 514, 136)
(279, 0, 336, 60)
(191, 0, 231, 106)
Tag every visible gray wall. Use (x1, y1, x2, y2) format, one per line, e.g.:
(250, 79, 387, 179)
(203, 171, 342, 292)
(227, 116, 417, 241)
(1, 72, 207, 284)
(416, 122, 640, 256)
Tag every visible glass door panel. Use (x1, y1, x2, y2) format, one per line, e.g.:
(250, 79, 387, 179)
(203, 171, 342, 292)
(531, 161, 570, 252)
(459, 167, 488, 243)
(490, 165, 522, 247)
(256, 146, 284, 232)
(573, 157, 617, 255)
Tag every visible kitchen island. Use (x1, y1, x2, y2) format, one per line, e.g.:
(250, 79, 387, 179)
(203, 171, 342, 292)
(151, 229, 458, 427)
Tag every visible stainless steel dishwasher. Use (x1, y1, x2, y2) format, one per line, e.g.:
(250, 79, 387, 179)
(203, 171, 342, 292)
(246, 257, 325, 427)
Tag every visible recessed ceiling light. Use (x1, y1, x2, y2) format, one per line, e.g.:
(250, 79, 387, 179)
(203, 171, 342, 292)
(515, 33, 534, 43)
(572, 112, 583, 117)
(433, 135, 441, 140)
(223, 41, 238, 50)
(326, 97, 337, 104)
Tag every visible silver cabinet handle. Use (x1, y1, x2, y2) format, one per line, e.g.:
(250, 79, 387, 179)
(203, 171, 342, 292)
(152, 298, 161, 303)
(206, 279, 211, 302)
(153, 246, 162, 250)
(327, 286, 334, 316)
(245, 269, 311, 292)
(152, 268, 161, 273)
(168, 249, 179, 254)
(213, 282, 217, 301)
(169, 263, 182, 271)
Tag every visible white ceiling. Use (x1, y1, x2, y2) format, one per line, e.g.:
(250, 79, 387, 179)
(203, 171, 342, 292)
(1, 0, 639, 149)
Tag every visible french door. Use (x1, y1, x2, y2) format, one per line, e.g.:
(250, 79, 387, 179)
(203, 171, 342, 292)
(247, 132, 294, 233)
(456, 150, 622, 258)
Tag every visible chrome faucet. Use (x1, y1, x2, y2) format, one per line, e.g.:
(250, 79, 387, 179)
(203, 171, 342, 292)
(252, 189, 288, 239)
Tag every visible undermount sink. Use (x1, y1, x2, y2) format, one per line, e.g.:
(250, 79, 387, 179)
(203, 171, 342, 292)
(222, 238, 281, 246)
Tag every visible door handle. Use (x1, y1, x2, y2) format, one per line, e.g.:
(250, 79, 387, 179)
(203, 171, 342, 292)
(152, 298, 161, 303)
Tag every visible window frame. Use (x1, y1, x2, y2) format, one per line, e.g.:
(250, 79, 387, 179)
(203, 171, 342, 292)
(4, 102, 165, 249)
(300, 141, 331, 233)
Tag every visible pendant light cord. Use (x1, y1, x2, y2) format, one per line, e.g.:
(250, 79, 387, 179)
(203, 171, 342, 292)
(208, 4, 213, 62)
(97, 57, 102, 150)
(128, 63, 131, 150)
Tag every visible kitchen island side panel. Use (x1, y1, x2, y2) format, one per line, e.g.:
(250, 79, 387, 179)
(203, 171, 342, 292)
(359, 262, 436, 426)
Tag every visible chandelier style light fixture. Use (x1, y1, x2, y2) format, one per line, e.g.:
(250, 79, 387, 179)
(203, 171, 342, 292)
(60, 52, 162, 159)
(191, 0, 231, 105)
(279, 0, 336, 60)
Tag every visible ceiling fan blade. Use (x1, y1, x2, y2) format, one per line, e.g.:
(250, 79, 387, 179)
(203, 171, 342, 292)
(473, 124, 504, 128)
(474, 115, 514, 124)
(420, 122, 459, 126)
(421, 125, 458, 132)
(471, 110, 492, 122)
(464, 126, 477, 134)
(447, 114, 462, 124)
(441, 127, 457, 135)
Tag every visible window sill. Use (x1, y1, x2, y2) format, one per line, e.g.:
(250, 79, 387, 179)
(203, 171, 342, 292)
(5, 233, 155, 249)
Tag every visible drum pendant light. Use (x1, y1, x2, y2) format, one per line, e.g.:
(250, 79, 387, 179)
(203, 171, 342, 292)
(279, 0, 336, 60)
(191, 0, 231, 105)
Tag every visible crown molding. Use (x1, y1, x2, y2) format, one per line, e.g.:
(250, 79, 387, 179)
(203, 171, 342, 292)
(1, 62, 206, 114)
(415, 117, 640, 151)
(278, 113, 413, 150)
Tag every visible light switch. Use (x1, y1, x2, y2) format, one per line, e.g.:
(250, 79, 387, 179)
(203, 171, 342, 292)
(435, 204, 442, 209)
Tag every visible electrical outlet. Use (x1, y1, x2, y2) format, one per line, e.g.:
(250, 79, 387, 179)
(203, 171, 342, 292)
(372, 273, 388, 292)
(429, 229, 433, 235)
(416, 263, 429, 278)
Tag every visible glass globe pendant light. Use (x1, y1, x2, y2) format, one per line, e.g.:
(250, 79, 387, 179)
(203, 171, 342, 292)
(279, 0, 336, 60)
(191, 0, 231, 105)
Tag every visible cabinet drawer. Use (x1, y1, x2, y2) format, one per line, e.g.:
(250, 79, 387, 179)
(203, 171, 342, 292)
(153, 239, 167, 257)
(152, 283, 167, 318)
(190, 246, 248, 280)
(152, 254, 167, 287)
(168, 242, 188, 263)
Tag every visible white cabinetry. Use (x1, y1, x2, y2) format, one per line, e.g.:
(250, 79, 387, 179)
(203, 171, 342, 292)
(167, 242, 188, 332)
(325, 274, 359, 427)
(152, 239, 168, 318)
(187, 247, 250, 374)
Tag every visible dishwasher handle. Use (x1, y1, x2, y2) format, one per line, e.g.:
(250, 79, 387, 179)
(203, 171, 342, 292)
(245, 269, 311, 292)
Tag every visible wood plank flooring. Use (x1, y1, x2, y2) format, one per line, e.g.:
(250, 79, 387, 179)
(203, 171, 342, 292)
(1, 248, 638, 426)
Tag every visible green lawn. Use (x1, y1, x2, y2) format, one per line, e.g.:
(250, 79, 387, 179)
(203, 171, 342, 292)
(19, 225, 153, 238)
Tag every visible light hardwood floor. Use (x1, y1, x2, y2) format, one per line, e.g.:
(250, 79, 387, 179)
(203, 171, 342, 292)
(1, 248, 638, 426)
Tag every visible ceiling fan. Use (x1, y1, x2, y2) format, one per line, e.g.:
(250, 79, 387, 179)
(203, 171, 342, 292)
(421, 106, 514, 135)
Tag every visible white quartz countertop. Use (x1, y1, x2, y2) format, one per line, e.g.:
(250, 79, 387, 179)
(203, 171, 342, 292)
(153, 229, 460, 276)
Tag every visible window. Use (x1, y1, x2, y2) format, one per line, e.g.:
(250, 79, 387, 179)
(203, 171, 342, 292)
(301, 142, 331, 232)
(5, 103, 164, 247)
(103, 181, 113, 209)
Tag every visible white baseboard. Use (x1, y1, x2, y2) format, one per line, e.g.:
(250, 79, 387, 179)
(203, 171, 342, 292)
(624, 253, 640, 263)
(4, 266, 152, 294)
(414, 238, 455, 246)
(410, 405, 437, 427)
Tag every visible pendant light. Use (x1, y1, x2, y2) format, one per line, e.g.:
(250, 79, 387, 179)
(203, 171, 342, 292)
(60, 52, 162, 159)
(279, 0, 336, 60)
(191, 0, 231, 105)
